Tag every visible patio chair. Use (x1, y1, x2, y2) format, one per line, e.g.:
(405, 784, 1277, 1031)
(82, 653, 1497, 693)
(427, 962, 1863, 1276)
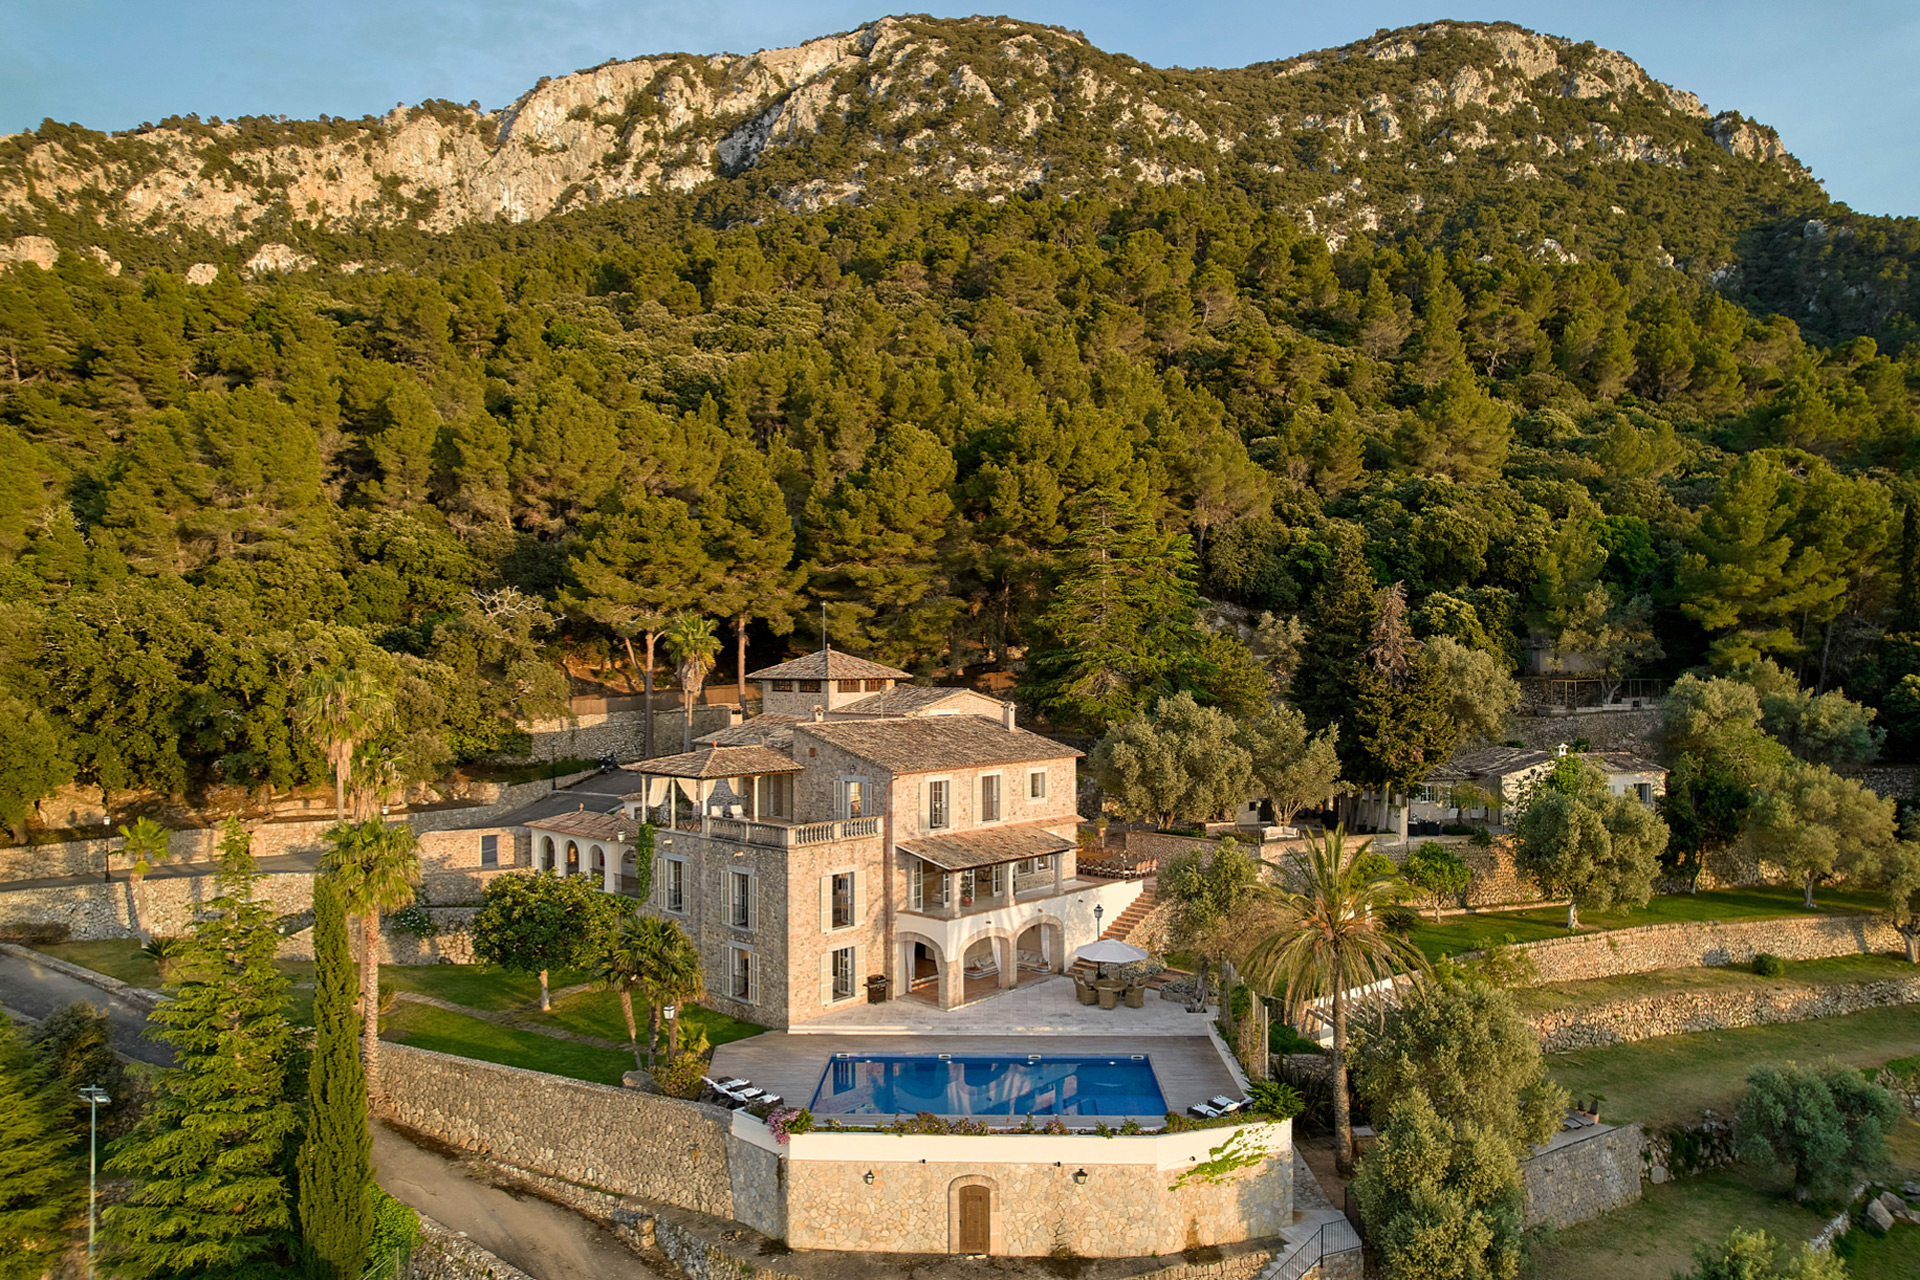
(1123, 982, 1146, 1009)
(1097, 984, 1120, 1011)
(1073, 976, 1097, 1005)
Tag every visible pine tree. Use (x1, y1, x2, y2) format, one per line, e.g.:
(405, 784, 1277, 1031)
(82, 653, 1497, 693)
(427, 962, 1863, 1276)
(0, 1011, 83, 1280)
(106, 828, 300, 1279)
(1021, 485, 1204, 729)
(703, 446, 801, 705)
(297, 874, 372, 1280)
(1291, 528, 1378, 733)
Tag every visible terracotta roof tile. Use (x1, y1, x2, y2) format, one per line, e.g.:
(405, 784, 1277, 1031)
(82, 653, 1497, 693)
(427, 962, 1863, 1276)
(896, 823, 1076, 870)
(529, 809, 632, 842)
(831, 686, 996, 717)
(623, 744, 802, 779)
(792, 716, 1079, 773)
(746, 649, 911, 682)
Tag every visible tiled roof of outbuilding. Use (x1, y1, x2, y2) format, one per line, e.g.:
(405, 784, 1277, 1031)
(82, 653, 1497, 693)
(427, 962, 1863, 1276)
(528, 809, 631, 842)
(793, 716, 1079, 773)
(832, 686, 994, 717)
(746, 649, 911, 681)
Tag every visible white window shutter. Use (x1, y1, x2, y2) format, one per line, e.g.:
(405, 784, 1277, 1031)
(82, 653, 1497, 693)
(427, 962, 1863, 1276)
(852, 869, 866, 924)
(819, 876, 831, 932)
(819, 952, 833, 1006)
(747, 875, 757, 931)
(919, 780, 930, 831)
(652, 857, 664, 904)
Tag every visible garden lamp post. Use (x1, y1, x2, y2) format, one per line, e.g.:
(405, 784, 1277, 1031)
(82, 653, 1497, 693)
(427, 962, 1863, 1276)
(78, 1084, 111, 1278)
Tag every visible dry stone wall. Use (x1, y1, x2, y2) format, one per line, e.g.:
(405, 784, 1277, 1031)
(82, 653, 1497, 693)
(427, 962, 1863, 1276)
(1509, 915, 1903, 985)
(1520, 1124, 1644, 1227)
(1529, 974, 1920, 1052)
(378, 1044, 740, 1220)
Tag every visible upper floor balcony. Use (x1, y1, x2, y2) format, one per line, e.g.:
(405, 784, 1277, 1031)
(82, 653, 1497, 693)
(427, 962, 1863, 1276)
(649, 809, 882, 849)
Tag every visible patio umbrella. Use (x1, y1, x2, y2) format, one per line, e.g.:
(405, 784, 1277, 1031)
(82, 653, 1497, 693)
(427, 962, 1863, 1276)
(1073, 938, 1148, 978)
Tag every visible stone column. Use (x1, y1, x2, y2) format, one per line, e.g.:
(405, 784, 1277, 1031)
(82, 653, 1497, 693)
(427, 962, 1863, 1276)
(556, 845, 570, 877)
(998, 936, 1016, 989)
(1001, 865, 1015, 908)
(939, 957, 962, 1009)
(603, 845, 620, 894)
(532, 840, 546, 873)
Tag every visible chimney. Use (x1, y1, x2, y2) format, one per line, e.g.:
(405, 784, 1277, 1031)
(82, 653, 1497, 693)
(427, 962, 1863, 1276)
(813, 705, 826, 722)
(726, 707, 743, 728)
(1002, 702, 1017, 732)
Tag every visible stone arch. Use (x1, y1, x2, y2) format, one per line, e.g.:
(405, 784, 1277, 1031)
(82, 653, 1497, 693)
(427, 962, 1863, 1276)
(947, 1174, 1000, 1255)
(565, 840, 579, 874)
(588, 844, 605, 879)
(955, 923, 1021, 992)
(1014, 914, 1065, 972)
(539, 836, 554, 872)
(896, 929, 946, 998)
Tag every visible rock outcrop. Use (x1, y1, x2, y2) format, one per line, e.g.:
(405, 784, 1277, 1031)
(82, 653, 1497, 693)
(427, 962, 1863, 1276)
(0, 16, 1807, 251)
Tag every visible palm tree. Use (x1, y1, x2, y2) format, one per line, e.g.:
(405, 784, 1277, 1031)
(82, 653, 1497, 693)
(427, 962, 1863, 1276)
(664, 615, 722, 753)
(295, 667, 394, 819)
(594, 913, 651, 1070)
(628, 916, 705, 1064)
(319, 818, 422, 1099)
(1240, 827, 1427, 1175)
(115, 816, 173, 943)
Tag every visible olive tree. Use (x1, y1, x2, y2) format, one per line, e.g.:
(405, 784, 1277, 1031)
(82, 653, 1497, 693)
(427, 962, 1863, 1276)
(1090, 692, 1251, 829)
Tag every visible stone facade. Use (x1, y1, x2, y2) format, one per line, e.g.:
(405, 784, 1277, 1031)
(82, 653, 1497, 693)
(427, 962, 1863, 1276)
(1528, 974, 1920, 1053)
(1504, 915, 1905, 987)
(1519, 1124, 1644, 1228)
(776, 1122, 1294, 1257)
(524, 703, 739, 763)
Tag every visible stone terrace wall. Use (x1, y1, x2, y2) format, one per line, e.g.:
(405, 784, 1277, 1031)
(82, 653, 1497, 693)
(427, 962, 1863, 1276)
(1529, 974, 1920, 1053)
(1509, 915, 1903, 986)
(406, 1215, 537, 1280)
(378, 1044, 740, 1221)
(1521, 1123, 1644, 1228)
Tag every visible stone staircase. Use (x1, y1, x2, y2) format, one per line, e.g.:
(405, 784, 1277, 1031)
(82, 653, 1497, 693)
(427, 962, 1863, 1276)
(1068, 885, 1179, 984)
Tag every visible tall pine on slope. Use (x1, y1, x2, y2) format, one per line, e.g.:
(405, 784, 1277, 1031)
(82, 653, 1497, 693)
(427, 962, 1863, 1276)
(0, 1010, 83, 1280)
(297, 874, 373, 1280)
(106, 821, 299, 1280)
(1021, 483, 1203, 729)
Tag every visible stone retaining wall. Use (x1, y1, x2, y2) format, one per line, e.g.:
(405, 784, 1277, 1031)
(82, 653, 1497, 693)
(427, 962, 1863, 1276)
(406, 1214, 537, 1280)
(1520, 1123, 1644, 1228)
(377, 1044, 741, 1221)
(1507, 915, 1903, 986)
(1528, 975, 1920, 1052)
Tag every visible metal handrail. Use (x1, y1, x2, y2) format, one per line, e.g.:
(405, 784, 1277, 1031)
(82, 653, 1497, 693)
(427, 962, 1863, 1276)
(1264, 1219, 1363, 1280)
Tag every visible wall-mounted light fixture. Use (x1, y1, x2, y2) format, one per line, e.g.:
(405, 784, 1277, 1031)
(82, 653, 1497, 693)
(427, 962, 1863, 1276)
(862, 1170, 875, 1185)
(1072, 1169, 1088, 1185)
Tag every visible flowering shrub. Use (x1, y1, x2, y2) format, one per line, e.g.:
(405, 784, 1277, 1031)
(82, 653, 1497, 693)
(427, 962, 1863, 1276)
(766, 1107, 815, 1143)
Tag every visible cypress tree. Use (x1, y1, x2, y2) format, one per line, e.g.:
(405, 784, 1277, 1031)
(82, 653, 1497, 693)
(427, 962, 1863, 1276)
(106, 823, 300, 1280)
(0, 1011, 83, 1280)
(298, 874, 373, 1280)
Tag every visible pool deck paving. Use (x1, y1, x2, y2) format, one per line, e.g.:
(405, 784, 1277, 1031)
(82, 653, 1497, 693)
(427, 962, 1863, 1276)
(791, 971, 1221, 1036)
(711, 1032, 1241, 1119)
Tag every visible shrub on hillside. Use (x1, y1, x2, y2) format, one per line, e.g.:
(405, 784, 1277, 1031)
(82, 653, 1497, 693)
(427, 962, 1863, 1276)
(1734, 1060, 1900, 1200)
(653, 1051, 706, 1100)
(1752, 952, 1785, 977)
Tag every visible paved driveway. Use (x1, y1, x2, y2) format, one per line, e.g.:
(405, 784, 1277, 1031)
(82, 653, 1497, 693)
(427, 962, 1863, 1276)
(0, 947, 172, 1065)
(373, 1123, 666, 1280)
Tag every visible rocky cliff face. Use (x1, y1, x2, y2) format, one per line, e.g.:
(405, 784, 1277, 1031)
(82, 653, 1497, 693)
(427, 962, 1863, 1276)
(0, 16, 1806, 256)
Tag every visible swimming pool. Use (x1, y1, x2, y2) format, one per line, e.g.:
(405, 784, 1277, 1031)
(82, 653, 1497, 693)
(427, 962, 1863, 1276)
(808, 1053, 1167, 1119)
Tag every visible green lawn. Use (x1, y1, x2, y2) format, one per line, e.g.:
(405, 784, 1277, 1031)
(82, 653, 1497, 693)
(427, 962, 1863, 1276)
(34, 940, 317, 990)
(1547, 1007, 1920, 1129)
(380, 1000, 635, 1086)
(1834, 1221, 1920, 1280)
(380, 963, 588, 1012)
(543, 988, 766, 1050)
(1531, 1163, 1834, 1280)
(1513, 953, 1920, 1015)
(1411, 886, 1884, 962)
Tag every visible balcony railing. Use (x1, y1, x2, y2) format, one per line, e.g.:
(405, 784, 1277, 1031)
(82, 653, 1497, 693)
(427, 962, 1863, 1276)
(654, 808, 882, 849)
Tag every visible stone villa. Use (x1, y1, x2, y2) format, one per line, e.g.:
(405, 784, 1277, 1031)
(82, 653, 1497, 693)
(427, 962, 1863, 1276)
(524, 650, 1134, 1030)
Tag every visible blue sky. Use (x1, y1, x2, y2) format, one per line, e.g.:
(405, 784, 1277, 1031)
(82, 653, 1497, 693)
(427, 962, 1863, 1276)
(5, 1, 1916, 216)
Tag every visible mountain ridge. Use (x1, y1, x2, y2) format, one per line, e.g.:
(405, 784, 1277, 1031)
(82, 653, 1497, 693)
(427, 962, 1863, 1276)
(0, 15, 1810, 252)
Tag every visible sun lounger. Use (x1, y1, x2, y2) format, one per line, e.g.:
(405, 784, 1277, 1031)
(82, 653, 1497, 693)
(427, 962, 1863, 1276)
(1187, 1095, 1251, 1119)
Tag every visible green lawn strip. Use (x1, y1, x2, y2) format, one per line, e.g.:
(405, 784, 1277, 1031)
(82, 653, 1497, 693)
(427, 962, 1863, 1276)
(1530, 1164, 1832, 1280)
(1411, 886, 1884, 962)
(1512, 953, 1920, 1015)
(379, 963, 588, 1011)
(33, 940, 163, 986)
(380, 1000, 633, 1086)
(1547, 1007, 1920, 1130)
(1833, 1220, 1920, 1280)
(542, 989, 766, 1051)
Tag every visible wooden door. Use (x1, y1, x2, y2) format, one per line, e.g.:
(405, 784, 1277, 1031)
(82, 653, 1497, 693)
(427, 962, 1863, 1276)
(956, 1185, 991, 1253)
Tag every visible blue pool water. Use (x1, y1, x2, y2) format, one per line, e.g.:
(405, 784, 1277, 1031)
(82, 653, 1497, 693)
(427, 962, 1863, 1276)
(808, 1053, 1166, 1119)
